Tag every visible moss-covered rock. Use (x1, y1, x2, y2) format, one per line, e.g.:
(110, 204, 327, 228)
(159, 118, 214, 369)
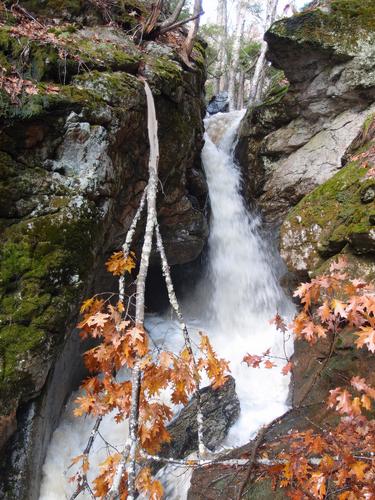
(268, 0, 375, 60)
(280, 138, 375, 276)
(4, 0, 148, 27)
(0, 197, 99, 414)
(0, 5, 208, 496)
(237, 0, 375, 226)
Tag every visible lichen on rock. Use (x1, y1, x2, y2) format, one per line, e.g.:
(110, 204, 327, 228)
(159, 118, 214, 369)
(0, 6, 209, 497)
(280, 119, 375, 277)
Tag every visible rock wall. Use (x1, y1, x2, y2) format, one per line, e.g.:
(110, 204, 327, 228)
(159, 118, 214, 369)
(0, 3, 208, 497)
(236, 6, 375, 230)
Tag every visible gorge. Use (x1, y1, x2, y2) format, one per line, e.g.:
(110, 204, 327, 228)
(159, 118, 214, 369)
(0, 1, 374, 499)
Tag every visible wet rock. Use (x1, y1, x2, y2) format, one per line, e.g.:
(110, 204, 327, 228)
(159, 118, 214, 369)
(207, 92, 230, 115)
(162, 376, 240, 460)
(361, 185, 375, 203)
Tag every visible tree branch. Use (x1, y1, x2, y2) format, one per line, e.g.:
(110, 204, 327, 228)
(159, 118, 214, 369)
(183, 0, 203, 58)
(159, 0, 186, 29)
(107, 79, 160, 500)
(159, 11, 204, 35)
(155, 223, 206, 458)
(119, 190, 146, 302)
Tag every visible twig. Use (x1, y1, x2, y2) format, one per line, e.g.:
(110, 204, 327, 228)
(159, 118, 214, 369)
(69, 417, 102, 500)
(159, 11, 204, 35)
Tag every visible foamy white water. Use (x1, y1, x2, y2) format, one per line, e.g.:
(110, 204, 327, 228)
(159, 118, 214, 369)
(39, 111, 293, 499)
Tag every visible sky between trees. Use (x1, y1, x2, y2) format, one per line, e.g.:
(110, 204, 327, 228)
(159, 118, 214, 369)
(203, 0, 308, 25)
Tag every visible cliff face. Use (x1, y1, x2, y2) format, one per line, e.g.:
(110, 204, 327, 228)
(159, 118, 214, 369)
(0, 3, 208, 497)
(236, 5, 375, 229)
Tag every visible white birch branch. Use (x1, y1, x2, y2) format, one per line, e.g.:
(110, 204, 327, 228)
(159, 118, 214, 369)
(106, 80, 160, 500)
(155, 223, 206, 458)
(140, 450, 374, 469)
(248, 0, 278, 104)
(119, 190, 147, 302)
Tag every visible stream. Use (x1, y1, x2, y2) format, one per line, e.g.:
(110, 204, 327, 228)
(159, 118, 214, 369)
(39, 111, 294, 499)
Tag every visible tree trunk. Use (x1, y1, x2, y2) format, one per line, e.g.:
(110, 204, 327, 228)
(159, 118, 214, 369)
(228, 2, 246, 111)
(248, 0, 278, 104)
(143, 0, 164, 36)
(183, 0, 203, 58)
(237, 68, 245, 109)
(215, 0, 228, 95)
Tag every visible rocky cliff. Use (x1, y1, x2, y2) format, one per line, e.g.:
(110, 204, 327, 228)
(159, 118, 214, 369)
(0, 2, 208, 497)
(236, 2, 375, 230)
(189, 3, 375, 498)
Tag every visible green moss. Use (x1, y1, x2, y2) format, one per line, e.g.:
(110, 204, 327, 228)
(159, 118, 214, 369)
(192, 40, 206, 69)
(0, 82, 103, 120)
(0, 242, 32, 287)
(10, 0, 85, 17)
(263, 80, 290, 106)
(269, 2, 375, 56)
(283, 141, 375, 266)
(73, 70, 143, 106)
(330, 0, 375, 30)
(0, 199, 99, 404)
(0, 324, 44, 375)
(151, 56, 183, 83)
(61, 36, 142, 74)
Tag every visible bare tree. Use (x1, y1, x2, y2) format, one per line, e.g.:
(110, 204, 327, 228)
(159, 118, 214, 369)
(215, 0, 229, 94)
(248, 0, 279, 104)
(228, 1, 247, 111)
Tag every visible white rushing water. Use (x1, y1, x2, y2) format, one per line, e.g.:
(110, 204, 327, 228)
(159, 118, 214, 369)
(39, 111, 293, 499)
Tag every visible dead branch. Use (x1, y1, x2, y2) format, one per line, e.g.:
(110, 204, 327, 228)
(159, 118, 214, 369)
(183, 0, 203, 58)
(159, 11, 203, 35)
(143, 0, 164, 36)
(159, 0, 186, 30)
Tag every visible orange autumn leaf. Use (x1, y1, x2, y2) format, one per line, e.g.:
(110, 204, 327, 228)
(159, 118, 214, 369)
(136, 467, 163, 500)
(281, 361, 293, 376)
(243, 353, 262, 368)
(106, 251, 136, 276)
(350, 461, 369, 481)
(264, 360, 276, 369)
(355, 327, 375, 353)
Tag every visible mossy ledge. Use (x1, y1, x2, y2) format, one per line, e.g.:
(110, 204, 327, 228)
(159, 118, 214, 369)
(280, 136, 375, 275)
(268, 0, 375, 58)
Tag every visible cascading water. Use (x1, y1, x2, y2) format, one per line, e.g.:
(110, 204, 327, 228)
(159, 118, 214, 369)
(39, 111, 293, 499)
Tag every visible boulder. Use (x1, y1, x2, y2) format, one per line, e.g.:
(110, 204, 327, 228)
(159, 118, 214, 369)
(162, 376, 240, 460)
(207, 92, 230, 115)
(235, 5, 375, 227)
(280, 142, 375, 277)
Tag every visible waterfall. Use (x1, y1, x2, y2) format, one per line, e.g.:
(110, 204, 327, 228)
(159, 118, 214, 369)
(39, 111, 293, 499)
(198, 111, 293, 444)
